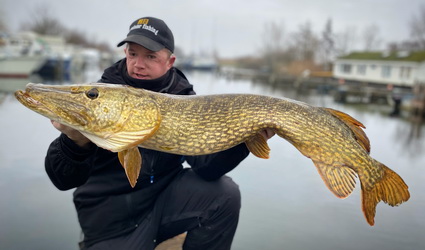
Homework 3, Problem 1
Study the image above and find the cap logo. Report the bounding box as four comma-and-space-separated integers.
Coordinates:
137, 18, 149, 25
130, 18, 159, 36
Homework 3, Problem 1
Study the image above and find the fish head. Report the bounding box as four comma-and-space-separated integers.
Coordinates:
15, 83, 161, 152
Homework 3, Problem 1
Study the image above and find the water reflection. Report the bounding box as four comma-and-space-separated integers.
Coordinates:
1, 71, 424, 250
397, 121, 424, 155
0, 76, 38, 94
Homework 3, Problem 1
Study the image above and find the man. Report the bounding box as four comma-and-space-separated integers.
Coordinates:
45, 17, 273, 250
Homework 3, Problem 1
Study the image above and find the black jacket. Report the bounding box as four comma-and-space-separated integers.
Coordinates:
45, 59, 249, 247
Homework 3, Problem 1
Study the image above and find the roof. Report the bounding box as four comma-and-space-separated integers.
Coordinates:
338, 51, 425, 62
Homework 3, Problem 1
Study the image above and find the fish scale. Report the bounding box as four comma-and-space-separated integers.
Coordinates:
15, 83, 409, 226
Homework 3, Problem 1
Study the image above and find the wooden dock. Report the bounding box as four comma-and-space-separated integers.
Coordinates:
332, 82, 404, 105
218, 68, 424, 122
411, 84, 425, 122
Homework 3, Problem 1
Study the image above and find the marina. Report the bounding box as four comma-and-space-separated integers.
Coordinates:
1, 21, 424, 250
1, 1, 424, 249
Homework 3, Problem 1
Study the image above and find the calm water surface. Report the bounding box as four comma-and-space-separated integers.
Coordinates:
0, 71, 424, 250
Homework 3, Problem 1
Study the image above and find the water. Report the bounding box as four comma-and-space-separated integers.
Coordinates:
1, 71, 424, 250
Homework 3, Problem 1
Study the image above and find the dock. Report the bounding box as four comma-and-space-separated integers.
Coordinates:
411, 84, 425, 122
218, 67, 424, 122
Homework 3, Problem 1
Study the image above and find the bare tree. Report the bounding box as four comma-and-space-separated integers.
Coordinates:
17, 3, 111, 51
20, 4, 65, 36
261, 21, 286, 73
386, 40, 422, 51
362, 24, 382, 51
290, 21, 320, 62
334, 26, 358, 56
320, 18, 335, 70
65, 29, 89, 46
388, 5, 425, 51
262, 21, 285, 54
409, 4, 425, 50
0, 7, 7, 31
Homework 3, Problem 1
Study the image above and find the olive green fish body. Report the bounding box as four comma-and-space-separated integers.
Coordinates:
144, 92, 381, 189
139, 93, 284, 154
14, 83, 409, 226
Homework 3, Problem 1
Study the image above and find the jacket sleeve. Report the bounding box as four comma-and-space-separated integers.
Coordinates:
45, 133, 97, 190
186, 143, 250, 181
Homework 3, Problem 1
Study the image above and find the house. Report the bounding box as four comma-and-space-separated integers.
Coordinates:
333, 51, 425, 87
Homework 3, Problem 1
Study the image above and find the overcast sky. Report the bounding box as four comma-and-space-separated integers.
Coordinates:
1, 0, 424, 58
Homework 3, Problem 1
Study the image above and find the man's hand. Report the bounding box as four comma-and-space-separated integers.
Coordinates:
259, 128, 275, 140
51, 120, 92, 149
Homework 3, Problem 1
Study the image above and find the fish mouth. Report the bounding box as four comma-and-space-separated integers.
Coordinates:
15, 89, 60, 122
15, 83, 78, 108
15, 90, 45, 108
14, 84, 88, 126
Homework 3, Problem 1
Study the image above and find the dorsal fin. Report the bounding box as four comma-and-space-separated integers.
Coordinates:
325, 108, 370, 153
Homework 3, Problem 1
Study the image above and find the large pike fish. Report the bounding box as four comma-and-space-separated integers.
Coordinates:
15, 83, 409, 225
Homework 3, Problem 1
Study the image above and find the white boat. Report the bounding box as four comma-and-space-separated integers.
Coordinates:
0, 55, 46, 78
0, 32, 47, 78
0, 31, 114, 84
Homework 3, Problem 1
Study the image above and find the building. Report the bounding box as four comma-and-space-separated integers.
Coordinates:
333, 51, 425, 87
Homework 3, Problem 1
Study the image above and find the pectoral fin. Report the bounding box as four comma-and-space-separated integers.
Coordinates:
118, 147, 142, 188
245, 133, 270, 159
82, 128, 158, 152
313, 161, 357, 198
80, 98, 161, 153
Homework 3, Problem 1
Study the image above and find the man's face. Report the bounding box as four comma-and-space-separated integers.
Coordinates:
124, 42, 175, 80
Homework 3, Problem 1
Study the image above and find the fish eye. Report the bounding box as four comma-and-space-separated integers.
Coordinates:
86, 88, 99, 99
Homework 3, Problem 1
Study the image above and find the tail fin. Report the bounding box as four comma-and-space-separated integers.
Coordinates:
361, 161, 410, 225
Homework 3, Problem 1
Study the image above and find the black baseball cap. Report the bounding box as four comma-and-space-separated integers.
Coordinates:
117, 17, 174, 53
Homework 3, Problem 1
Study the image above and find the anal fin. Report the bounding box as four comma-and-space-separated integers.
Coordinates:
313, 161, 357, 198
245, 133, 270, 159
118, 147, 142, 188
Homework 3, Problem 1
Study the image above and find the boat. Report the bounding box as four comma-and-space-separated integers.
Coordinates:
0, 31, 116, 87
0, 32, 47, 78
177, 55, 218, 71
0, 55, 46, 78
